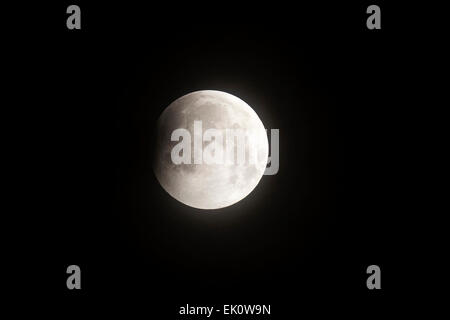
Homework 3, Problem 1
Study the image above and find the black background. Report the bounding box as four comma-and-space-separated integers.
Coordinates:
14, 1, 414, 318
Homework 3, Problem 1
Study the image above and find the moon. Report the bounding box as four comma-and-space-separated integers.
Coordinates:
153, 90, 268, 210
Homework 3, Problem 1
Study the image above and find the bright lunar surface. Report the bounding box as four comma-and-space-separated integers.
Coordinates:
153, 90, 268, 210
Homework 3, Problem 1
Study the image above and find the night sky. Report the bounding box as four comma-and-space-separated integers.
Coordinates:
10, 1, 418, 318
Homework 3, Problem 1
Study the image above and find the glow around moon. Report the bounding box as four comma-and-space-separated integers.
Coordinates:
153, 90, 268, 210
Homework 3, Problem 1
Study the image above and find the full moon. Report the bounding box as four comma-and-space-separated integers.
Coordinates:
153, 90, 268, 210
